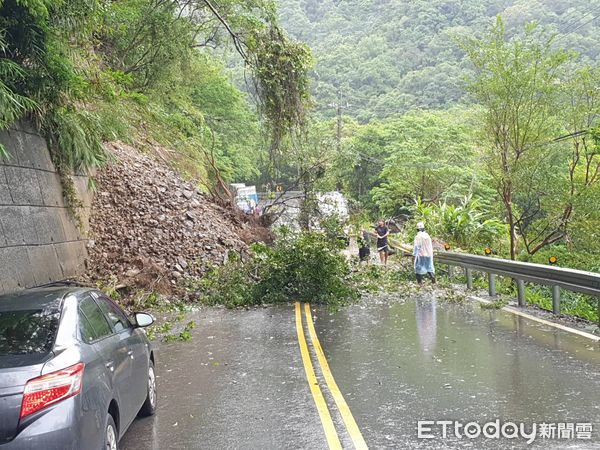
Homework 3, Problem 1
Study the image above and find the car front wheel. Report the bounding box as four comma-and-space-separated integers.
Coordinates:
138, 360, 157, 417
105, 414, 118, 450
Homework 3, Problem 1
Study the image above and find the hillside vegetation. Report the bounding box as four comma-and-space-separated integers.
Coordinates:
2, 1, 599, 321
280, 0, 600, 121
271, 1, 600, 260
0, 0, 311, 186
267, 1, 600, 321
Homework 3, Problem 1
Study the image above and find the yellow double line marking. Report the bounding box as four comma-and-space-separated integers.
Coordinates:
295, 302, 368, 450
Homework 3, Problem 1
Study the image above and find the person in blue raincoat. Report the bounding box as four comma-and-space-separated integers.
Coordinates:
413, 222, 435, 284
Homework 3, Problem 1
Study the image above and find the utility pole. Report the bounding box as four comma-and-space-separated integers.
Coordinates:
336, 87, 342, 154
329, 86, 348, 154
328, 86, 350, 191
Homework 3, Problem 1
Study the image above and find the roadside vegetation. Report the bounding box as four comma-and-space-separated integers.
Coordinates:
0, 0, 312, 203
2, 0, 600, 329
193, 226, 358, 309
447, 270, 599, 324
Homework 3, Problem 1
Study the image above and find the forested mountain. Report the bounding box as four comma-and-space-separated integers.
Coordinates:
279, 0, 600, 121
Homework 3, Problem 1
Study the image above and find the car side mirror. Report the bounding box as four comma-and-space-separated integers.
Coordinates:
134, 312, 154, 328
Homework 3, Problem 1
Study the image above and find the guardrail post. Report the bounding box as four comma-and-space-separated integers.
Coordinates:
516, 279, 525, 306
552, 286, 561, 315
447, 264, 454, 278
436, 252, 600, 318
488, 273, 496, 297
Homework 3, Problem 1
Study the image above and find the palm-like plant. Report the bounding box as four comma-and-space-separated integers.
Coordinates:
411, 196, 507, 250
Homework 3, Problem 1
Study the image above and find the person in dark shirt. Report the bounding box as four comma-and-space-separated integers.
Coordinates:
375, 220, 390, 266
358, 229, 371, 263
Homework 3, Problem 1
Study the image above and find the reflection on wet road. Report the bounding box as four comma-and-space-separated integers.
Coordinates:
121, 296, 600, 449
314, 296, 600, 448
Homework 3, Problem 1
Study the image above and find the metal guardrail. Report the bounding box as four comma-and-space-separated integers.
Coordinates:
436, 251, 600, 322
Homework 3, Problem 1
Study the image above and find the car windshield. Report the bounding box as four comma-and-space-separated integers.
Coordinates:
0, 309, 60, 355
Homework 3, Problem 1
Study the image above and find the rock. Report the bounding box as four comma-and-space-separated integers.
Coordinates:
84, 142, 270, 295
125, 268, 141, 278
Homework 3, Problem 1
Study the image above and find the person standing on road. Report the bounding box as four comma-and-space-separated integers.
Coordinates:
375, 220, 390, 266
413, 221, 435, 283
358, 229, 371, 263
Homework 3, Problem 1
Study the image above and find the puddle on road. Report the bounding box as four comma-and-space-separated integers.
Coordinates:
314, 295, 600, 449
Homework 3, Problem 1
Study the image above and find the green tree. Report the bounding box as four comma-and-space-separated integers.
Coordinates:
517, 66, 600, 255
371, 109, 480, 217
460, 18, 571, 259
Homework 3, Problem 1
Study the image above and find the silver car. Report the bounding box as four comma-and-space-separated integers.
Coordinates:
0, 285, 157, 450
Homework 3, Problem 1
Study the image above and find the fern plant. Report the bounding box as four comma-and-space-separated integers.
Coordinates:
0, 36, 37, 159
44, 106, 108, 173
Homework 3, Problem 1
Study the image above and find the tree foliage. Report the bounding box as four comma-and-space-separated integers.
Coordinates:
321, 108, 488, 219
0, 0, 312, 182
196, 229, 357, 307
279, 0, 600, 122
460, 18, 571, 259
248, 25, 312, 160
371, 109, 480, 216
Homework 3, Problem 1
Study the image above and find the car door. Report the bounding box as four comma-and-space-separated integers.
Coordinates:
77, 302, 115, 449
78, 295, 135, 428
93, 295, 148, 423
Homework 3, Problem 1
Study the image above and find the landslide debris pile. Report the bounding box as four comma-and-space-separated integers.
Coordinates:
85, 143, 262, 293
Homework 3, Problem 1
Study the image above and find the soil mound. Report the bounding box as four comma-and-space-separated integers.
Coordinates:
85, 142, 268, 293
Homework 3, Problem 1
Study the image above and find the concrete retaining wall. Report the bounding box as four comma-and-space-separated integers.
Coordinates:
0, 121, 90, 295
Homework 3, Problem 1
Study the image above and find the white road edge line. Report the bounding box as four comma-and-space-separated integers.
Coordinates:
468, 295, 600, 342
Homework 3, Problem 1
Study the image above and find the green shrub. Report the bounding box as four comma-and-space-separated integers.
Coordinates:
410, 196, 508, 252
44, 106, 108, 173
195, 230, 358, 308
254, 229, 356, 305
195, 253, 255, 308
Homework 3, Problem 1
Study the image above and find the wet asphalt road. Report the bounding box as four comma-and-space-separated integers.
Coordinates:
120, 294, 600, 450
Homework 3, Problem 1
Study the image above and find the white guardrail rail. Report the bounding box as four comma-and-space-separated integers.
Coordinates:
435, 251, 600, 324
